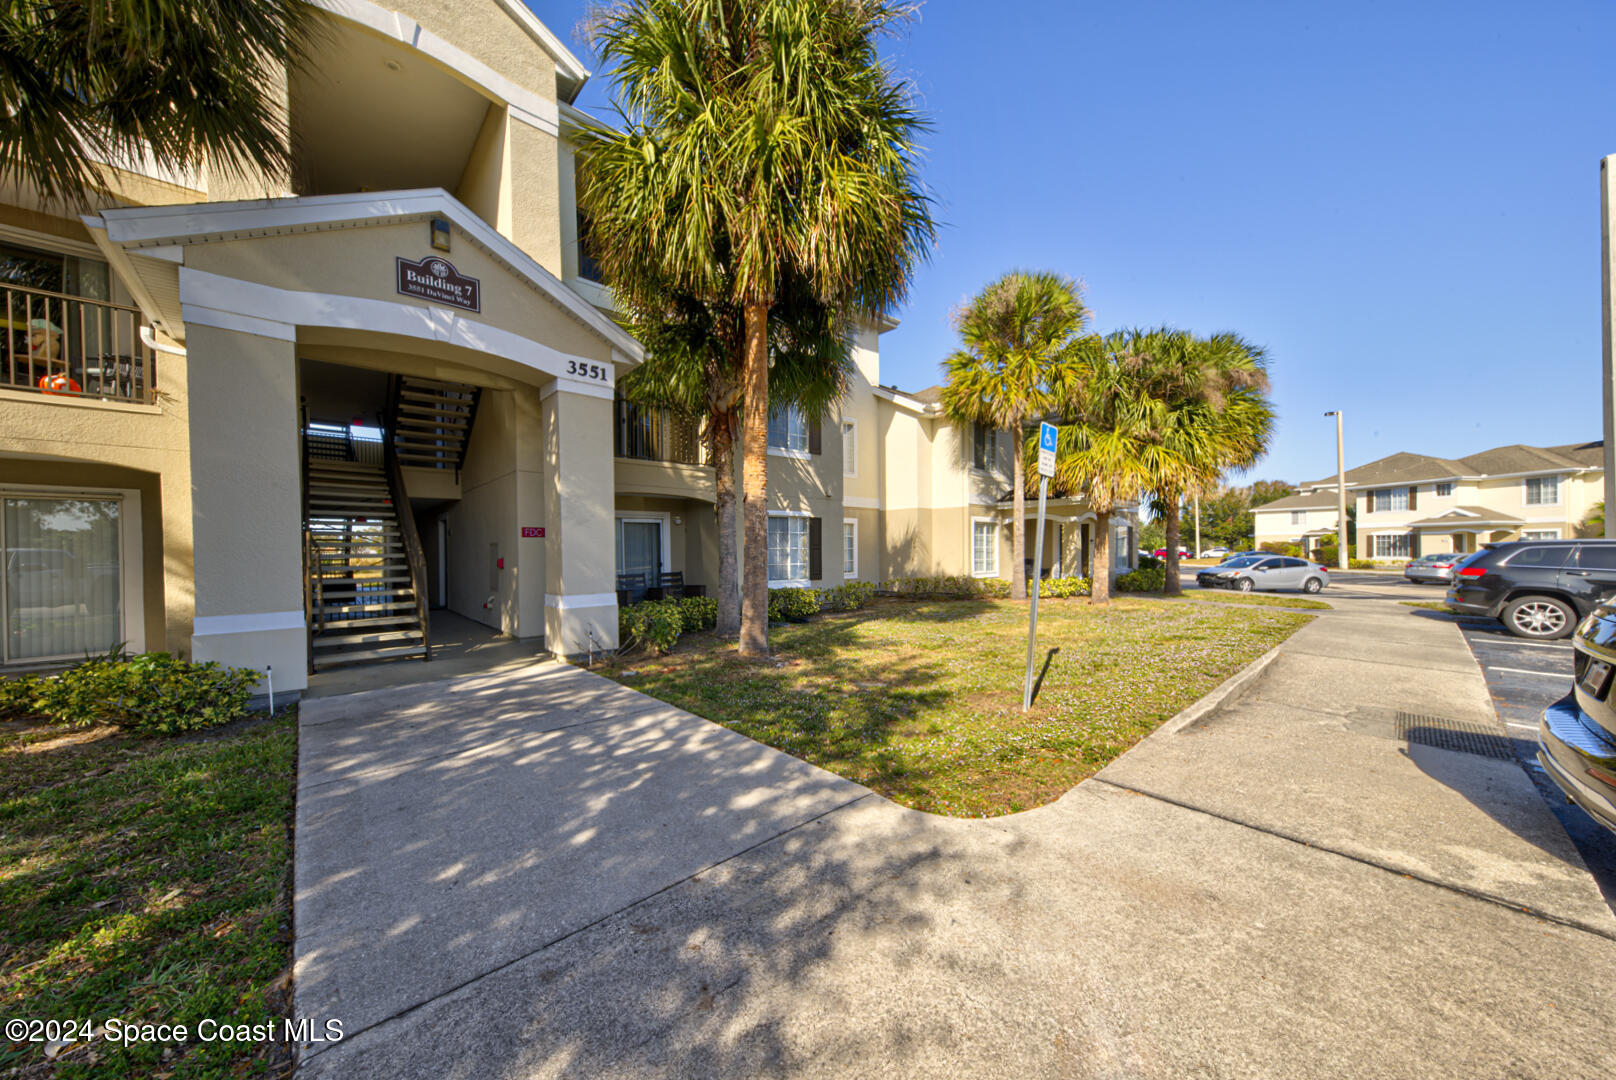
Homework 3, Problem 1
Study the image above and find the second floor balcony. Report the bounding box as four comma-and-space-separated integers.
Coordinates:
3, 283, 156, 405
615, 398, 707, 467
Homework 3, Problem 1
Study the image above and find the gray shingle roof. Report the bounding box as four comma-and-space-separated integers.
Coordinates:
1405, 506, 1524, 528
1303, 440, 1603, 489
1252, 489, 1340, 512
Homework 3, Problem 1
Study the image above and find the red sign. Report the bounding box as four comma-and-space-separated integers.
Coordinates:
522, 526, 545, 538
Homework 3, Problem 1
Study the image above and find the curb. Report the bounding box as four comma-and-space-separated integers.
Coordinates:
1154, 641, 1286, 739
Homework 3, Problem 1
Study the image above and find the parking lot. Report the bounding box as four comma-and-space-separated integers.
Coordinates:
1387, 574, 1616, 914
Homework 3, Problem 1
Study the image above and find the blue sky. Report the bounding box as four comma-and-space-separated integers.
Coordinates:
526, 0, 1614, 486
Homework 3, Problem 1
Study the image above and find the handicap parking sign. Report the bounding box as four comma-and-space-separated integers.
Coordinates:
1038, 422, 1057, 477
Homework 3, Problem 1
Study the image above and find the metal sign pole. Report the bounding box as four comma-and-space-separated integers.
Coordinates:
1025, 422, 1058, 711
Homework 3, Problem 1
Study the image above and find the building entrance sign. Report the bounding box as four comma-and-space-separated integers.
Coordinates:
397, 255, 481, 313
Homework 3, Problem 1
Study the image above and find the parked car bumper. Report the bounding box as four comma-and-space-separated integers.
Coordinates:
1404, 568, 1453, 584
1196, 573, 1234, 589
1444, 584, 1496, 617
1539, 693, 1616, 835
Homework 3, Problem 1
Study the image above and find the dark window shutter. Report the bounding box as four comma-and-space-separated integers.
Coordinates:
973, 424, 986, 469
808, 517, 823, 580
1408, 486, 1417, 511
808, 418, 821, 455
1366, 490, 1376, 513
1410, 532, 1421, 558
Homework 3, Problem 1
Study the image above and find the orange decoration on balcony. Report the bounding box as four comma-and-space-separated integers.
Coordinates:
38, 372, 81, 395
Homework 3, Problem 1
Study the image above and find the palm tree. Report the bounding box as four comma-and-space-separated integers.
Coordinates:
1046, 329, 1198, 604
940, 271, 1089, 600
1151, 332, 1274, 594
577, 0, 934, 657
619, 276, 851, 638
0, 0, 314, 201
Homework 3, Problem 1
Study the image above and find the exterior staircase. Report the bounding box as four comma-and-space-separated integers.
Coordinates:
303, 427, 429, 670
393, 376, 479, 471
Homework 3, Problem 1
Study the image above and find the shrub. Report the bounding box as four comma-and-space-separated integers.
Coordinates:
1037, 576, 1091, 598
1117, 566, 1166, 592
880, 575, 1012, 600
768, 587, 821, 622
1, 652, 260, 735
820, 581, 876, 612
1259, 541, 1303, 557
619, 599, 684, 655
1137, 554, 1164, 570
1315, 544, 1339, 566
1349, 558, 1375, 570
675, 594, 718, 633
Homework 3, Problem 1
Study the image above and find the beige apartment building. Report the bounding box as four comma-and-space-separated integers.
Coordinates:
0, 0, 1133, 696
1253, 441, 1603, 560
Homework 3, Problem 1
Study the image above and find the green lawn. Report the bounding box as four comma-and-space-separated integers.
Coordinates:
0, 716, 296, 1078
1183, 589, 1332, 610
607, 597, 1311, 816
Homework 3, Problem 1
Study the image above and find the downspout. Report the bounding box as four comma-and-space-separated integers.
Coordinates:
140, 326, 187, 357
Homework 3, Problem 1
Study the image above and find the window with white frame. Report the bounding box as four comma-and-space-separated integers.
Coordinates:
2, 494, 123, 662
1377, 488, 1409, 511
767, 407, 809, 454
972, 424, 998, 471
1521, 529, 1561, 540
842, 519, 858, 577
1435, 482, 1453, 497
1290, 510, 1305, 525
842, 420, 857, 477
972, 519, 999, 576
1373, 534, 1412, 558
767, 515, 810, 583
1524, 476, 1560, 506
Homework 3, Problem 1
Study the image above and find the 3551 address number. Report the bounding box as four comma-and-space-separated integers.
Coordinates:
567, 360, 610, 382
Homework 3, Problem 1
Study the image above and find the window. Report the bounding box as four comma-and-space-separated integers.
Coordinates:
1506, 544, 1572, 568
972, 424, 998, 471
1290, 510, 1305, 525
1373, 534, 1412, 558
1575, 545, 1616, 570
1376, 488, 1409, 512
1435, 482, 1453, 497
972, 519, 999, 576
767, 407, 809, 455
1521, 529, 1561, 541
842, 519, 858, 577
3, 495, 122, 662
842, 420, 857, 477
1524, 476, 1560, 506
1281, 558, 1310, 568
768, 516, 810, 583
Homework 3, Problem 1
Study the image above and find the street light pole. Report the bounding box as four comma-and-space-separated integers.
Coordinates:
1194, 492, 1201, 558
1325, 410, 1347, 569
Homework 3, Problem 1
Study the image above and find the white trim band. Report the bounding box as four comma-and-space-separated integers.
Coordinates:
193, 610, 306, 636
545, 592, 618, 610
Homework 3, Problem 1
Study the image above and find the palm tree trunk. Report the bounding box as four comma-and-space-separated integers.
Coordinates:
1010, 420, 1026, 600
1163, 493, 1182, 595
1090, 510, 1111, 604
712, 409, 741, 637
738, 301, 771, 657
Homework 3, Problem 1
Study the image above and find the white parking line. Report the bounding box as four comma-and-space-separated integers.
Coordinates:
1505, 721, 1539, 732
1484, 666, 1571, 678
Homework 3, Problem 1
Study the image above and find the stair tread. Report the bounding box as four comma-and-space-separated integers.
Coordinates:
313, 630, 424, 648
316, 615, 421, 629
314, 644, 428, 668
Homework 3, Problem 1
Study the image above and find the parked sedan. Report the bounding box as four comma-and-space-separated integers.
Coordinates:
1538, 604, 1616, 834
1403, 551, 1466, 585
1152, 547, 1191, 559
1196, 554, 1329, 594
1446, 539, 1616, 639
1199, 546, 1230, 559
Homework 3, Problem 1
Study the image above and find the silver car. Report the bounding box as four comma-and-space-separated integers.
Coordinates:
1195, 555, 1330, 594
1403, 551, 1466, 584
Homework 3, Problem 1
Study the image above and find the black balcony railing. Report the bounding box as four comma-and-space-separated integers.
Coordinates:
614, 398, 705, 465
3, 283, 156, 404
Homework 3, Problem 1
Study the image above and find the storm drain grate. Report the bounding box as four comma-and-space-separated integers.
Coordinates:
1395, 711, 1517, 761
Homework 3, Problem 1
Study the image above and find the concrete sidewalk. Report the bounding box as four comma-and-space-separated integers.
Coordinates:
294, 587, 1616, 1079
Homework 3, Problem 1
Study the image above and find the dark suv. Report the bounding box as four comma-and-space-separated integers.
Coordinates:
1445, 539, 1616, 639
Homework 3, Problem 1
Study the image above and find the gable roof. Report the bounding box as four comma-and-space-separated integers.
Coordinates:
1303, 440, 1603, 489
1252, 489, 1340, 513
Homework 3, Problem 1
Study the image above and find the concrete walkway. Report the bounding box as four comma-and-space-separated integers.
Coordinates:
294, 585, 1616, 1079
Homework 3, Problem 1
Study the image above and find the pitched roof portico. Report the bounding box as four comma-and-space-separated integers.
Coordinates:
78, 189, 638, 689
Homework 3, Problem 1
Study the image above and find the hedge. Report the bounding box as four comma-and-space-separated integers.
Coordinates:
0, 650, 261, 735
616, 583, 878, 656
